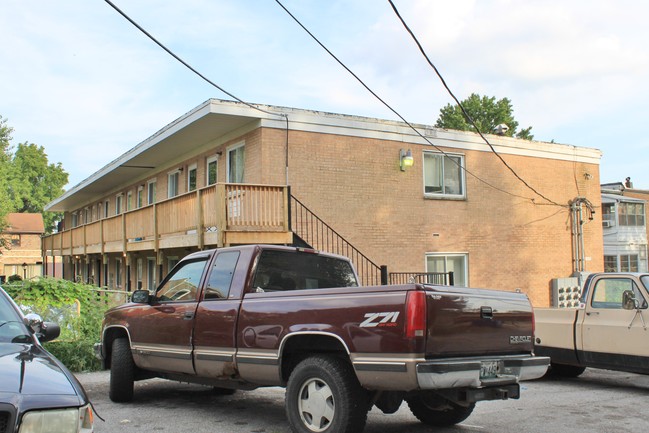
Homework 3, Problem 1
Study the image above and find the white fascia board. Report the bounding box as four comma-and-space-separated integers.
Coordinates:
259, 110, 602, 165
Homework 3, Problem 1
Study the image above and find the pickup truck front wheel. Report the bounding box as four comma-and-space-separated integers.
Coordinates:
407, 392, 475, 427
286, 355, 368, 433
109, 337, 135, 402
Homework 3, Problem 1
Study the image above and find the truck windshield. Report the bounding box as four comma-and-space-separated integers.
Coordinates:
253, 250, 358, 291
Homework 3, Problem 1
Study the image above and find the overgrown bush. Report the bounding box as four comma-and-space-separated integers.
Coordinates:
3, 277, 122, 372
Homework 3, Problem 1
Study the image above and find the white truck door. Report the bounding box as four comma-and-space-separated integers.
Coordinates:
580, 276, 648, 370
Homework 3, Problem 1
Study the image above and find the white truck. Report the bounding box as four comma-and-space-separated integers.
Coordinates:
535, 272, 649, 377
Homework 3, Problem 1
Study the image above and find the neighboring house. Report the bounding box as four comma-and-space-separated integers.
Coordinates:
601, 181, 648, 272
0, 213, 44, 282
43, 99, 603, 307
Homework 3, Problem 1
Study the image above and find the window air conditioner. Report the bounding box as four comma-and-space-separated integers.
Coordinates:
602, 220, 613, 228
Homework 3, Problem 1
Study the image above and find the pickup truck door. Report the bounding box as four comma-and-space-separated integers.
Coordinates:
127, 257, 209, 375
193, 250, 242, 379
579, 276, 649, 370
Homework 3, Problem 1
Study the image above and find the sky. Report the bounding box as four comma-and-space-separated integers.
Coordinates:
1, 0, 648, 191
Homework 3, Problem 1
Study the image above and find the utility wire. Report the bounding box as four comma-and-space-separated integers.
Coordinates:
387, 0, 565, 208
103, 0, 286, 121
273, 0, 538, 203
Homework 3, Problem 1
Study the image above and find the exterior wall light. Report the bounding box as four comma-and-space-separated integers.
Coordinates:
400, 149, 414, 171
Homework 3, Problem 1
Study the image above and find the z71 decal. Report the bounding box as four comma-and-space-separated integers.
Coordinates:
360, 311, 400, 328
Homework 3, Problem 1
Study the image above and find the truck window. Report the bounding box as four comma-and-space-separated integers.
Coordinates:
252, 250, 358, 292
204, 251, 240, 299
156, 258, 208, 302
591, 278, 648, 309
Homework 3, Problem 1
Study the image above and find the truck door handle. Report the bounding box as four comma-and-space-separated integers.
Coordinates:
586, 312, 599, 316
183, 312, 195, 320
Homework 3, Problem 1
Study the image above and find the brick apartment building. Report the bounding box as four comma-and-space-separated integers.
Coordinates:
1, 213, 44, 282
43, 99, 604, 307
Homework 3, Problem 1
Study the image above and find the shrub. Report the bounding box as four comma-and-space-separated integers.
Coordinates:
4, 277, 122, 372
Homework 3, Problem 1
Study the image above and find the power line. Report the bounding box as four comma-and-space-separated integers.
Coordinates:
102, 0, 285, 121
273, 0, 537, 203
387, 0, 565, 207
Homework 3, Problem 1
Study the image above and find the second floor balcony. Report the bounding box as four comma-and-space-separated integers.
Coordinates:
42, 183, 292, 257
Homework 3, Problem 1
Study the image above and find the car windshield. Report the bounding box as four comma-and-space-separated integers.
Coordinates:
0, 291, 31, 343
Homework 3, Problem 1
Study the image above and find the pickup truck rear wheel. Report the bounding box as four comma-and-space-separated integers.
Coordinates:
286, 355, 368, 433
407, 392, 475, 427
109, 337, 135, 402
550, 363, 586, 378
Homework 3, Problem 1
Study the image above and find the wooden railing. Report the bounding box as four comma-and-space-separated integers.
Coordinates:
43, 183, 290, 256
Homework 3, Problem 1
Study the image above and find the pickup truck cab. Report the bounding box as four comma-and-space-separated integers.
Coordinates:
97, 245, 548, 433
535, 272, 649, 377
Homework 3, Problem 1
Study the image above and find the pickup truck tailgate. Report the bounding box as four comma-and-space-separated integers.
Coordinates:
423, 285, 535, 357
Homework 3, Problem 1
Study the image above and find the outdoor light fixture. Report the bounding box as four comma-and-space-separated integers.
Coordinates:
400, 149, 414, 171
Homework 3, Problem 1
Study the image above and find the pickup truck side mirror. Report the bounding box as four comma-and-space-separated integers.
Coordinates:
622, 290, 639, 310
131, 289, 151, 304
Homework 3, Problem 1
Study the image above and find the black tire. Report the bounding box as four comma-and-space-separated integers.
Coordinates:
109, 337, 135, 402
407, 392, 475, 427
285, 355, 369, 433
550, 363, 586, 378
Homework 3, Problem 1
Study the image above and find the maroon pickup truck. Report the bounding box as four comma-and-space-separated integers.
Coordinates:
96, 245, 548, 433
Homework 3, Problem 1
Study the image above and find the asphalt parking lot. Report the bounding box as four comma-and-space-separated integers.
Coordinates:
78, 368, 648, 433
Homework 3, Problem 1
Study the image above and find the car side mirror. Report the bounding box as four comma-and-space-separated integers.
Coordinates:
39, 322, 61, 342
131, 289, 151, 304
622, 290, 638, 310
24, 314, 61, 342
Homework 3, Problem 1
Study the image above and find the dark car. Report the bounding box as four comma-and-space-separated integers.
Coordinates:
0, 287, 94, 433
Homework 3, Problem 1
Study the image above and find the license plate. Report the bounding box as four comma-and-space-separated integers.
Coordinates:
480, 361, 500, 379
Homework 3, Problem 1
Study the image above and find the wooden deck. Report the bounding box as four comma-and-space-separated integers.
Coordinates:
42, 183, 293, 257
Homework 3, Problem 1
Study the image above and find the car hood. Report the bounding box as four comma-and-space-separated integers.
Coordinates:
0, 343, 81, 400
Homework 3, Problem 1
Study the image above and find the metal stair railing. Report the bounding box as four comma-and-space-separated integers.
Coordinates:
290, 195, 384, 286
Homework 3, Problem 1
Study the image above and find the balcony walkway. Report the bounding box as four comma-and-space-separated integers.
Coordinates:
42, 183, 292, 257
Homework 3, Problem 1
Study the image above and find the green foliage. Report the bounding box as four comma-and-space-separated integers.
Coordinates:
0, 115, 68, 235
5, 277, 118, 372
435, 93, 534, 140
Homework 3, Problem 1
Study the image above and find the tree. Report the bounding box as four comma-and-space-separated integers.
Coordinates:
435, 93, 534, 140
0, 116, 68, 235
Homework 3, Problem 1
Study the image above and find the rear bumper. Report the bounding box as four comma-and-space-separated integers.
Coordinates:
416, 355, 550, 389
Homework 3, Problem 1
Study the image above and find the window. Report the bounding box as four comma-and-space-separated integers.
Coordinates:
104, 201, 110, 218
168, 170, 180, 198
71, 212, 78, 228
204, 251, 240, 299
206, 156, 218, 185
423, 152, 465, 198
147, 258, 157, 291
156, 258, 208, 302
10, 234, 20, 247
97, 203, 102, 220
591, 278, 647, 309
620, 254, 639, 272
618, 202, 645, 227
602, 203, 615, 227
604, 255, 618, 272
126, 191, 133, 211
115, 194, 123, 215
137, 186, 144, 208
115, 258, 122, 288
103, 260, 109, 287
84, 208, 90, 224
147, 180, 157, 205
227, 144, 245, 183
426, 253, 468, 287
187, 164, 197, 192
136, 258, 143, 290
